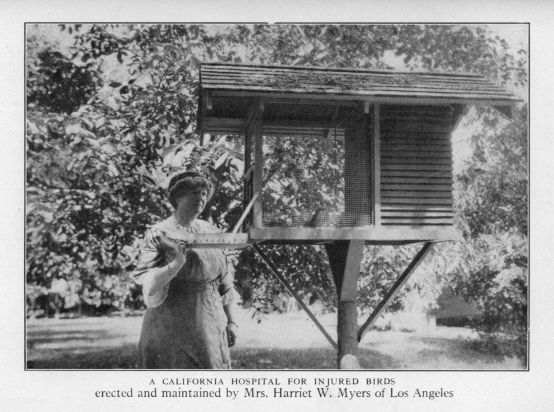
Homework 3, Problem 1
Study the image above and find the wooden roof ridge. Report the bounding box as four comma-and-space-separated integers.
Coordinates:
199, 62, 519, 103
200, 61, 485, 79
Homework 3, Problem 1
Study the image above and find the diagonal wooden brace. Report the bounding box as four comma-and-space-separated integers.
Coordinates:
357, 242, 434, 342
232, 192, 259, 234
252, 243, 338, 350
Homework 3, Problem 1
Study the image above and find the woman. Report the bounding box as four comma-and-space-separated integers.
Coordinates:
133, 171, 238, 369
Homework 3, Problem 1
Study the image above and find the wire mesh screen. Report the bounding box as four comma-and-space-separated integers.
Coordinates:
261, 109, 372, 227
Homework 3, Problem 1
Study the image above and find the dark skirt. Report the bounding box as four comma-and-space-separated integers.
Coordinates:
138, 276, 230, 369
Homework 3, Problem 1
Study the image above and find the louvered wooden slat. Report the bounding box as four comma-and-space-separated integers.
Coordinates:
382, 170, 453, 178
383, 139, 451, 147
383, 130, 453, 138
381, 164, 452, 172
382, 146, 451, 153
382, 206, 453, 213
381, 220, 453, 226
382, 106, 457, 113
382, 153, 452, 161
382, 109, 458, 116
381, 184, 452, 192
382, 160, 452, 166
382, 213, 453, 220
382, 178, 452, 186
382, 213, 453, 219
381, 154, 451, 163
382, 198, 453, 206
382, 121, 455, 130
382, 192, 452, 199
382, 152, 452, 159
381, 124, 454, 133
381, 115, 457, 122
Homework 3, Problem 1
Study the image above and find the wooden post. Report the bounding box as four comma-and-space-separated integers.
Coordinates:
373, 103, 381, 226
243, 115, 254, 231
199, 91, 208, 146
252, 99, 264, 229
244, 99, 264, 230
326, 240, 364, 368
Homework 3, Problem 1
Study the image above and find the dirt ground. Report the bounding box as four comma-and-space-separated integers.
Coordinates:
26, 307, 524, 370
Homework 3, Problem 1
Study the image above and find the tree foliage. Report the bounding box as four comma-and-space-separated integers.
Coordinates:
447, 102, 528, 361
457, 105, 528, 236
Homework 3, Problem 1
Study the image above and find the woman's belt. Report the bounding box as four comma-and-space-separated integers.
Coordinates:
179, 275, 221, 292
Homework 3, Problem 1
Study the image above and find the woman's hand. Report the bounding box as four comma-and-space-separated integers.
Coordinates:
158, 231, 187, 267
226, 322, 238, 347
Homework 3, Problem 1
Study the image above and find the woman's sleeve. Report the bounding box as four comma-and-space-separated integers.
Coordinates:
132, 226, 170, 308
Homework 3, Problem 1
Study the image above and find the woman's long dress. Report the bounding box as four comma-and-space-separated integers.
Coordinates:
133, 217, 237, 369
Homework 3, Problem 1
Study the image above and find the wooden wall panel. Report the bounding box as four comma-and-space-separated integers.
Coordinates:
380, 105, 455, 227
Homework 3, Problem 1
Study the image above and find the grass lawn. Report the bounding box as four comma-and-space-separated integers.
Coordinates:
26, 307, 524, 370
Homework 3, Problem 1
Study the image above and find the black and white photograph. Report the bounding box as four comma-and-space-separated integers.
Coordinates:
2, 1, 553, 409
24, 22, 528, 371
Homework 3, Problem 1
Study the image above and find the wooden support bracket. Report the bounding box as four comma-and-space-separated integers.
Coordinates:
252, 243, 338, 350
450, 104, 468, 130
339, 240, 364, 302
326, 240, 364, 301
357, 242, 434, 342
340, 240, 364, 301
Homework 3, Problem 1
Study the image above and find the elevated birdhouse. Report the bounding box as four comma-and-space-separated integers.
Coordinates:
197, 62, 518, 245
196, 62, 520, 367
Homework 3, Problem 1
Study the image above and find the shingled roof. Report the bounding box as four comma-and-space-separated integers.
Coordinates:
199, 62, 518, 104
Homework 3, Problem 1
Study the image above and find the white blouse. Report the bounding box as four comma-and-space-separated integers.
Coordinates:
133, 216, 239, 308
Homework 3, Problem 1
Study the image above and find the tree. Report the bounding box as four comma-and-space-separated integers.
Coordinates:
444, 101, 528, 362
457, 105, 528, 236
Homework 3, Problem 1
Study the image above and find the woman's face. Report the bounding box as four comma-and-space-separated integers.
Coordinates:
175, 186, 209, 217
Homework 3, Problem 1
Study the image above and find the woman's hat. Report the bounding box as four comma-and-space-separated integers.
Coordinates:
167, 171, 215, 207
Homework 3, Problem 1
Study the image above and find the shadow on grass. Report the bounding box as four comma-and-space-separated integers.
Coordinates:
417, 337, 507, 364
27, 329, 126, 349
27, 345, 397, 370
231, 347, 398, 369
27, 344, 139, 369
